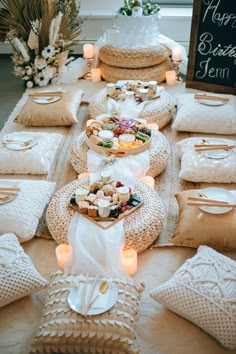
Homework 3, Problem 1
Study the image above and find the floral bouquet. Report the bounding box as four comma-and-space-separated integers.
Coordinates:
119, 0, 160, 16
0, 0, 83, 87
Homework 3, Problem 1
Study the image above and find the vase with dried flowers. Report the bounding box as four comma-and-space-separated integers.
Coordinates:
0, 0, 83, 87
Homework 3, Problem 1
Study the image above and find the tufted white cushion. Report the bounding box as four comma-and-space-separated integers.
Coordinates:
173, 94, 236, 134
30, 272, 144, 354
0, 132, 63, 175
150, 246, 236, 350
177, 137, 236, 183
0, 180, 55, 242
0, 233, 47, 308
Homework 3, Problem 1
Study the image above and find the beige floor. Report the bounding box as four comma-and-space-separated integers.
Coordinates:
0, 77, 235, 354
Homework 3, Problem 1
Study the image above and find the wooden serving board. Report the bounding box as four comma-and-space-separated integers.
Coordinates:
70, 201, 144, 230
85, 135, 151, 156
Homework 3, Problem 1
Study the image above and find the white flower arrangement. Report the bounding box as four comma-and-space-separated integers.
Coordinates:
0, 0, 83, 87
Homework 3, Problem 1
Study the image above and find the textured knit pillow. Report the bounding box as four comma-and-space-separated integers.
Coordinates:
177, 137, 236, 183
0, 180, 55, 242
0, 233, 47, 308
172, 94, 236, 134
30, 272, 145, 354
14, 88, 84, 126
0, 132, 63, 175
150, 246, 236, 350
169, 190, 236, 251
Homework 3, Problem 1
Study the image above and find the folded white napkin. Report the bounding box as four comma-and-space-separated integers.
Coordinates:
87, 149, 149, 188
65, 213, 129, 278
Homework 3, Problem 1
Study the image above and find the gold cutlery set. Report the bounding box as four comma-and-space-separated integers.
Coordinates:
187, 196, 236, 209
194, 144, 235, 153
0, 187, 21, 201
194, 94, 229, 102
74, 277, 109, 316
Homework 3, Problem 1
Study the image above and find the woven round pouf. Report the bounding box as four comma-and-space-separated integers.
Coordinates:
99, 59, 172, 84
88, 87, 176, 129
46, 179, 165, 253
70, 129, 170, 177
99, 44, 171, 68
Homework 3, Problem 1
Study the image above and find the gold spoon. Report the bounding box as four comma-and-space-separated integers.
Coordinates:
84, 281, 109, 314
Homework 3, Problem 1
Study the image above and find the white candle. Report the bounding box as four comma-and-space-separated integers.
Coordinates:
78, 172, 90, 180
55, 244, 72, 270
140, 176, 155, 189
91, 68, 102, 82
172, 46, 182, 61
166, 70, 176, 86
83, 44, 94, 59
121, 249, 137, 276
147, 123, 159, 131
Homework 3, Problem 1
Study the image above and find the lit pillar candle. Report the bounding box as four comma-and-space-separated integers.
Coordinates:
83, 44, 94, 59
55, 244, 72, 270
166, 70, 176, 86
91, 68, 102, 82
140, 176, 155, 189
172, 46, 182, 61
121, 249, 137, 276
78, 172, 90, 180
147, 123, 159, 131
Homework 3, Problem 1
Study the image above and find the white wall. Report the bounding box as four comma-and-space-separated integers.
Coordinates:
0, 1, 192, 54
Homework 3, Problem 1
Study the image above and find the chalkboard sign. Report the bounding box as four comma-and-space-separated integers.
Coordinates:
186, 0, 236, 95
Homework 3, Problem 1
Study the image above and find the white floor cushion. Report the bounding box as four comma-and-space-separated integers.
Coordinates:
177, 137, 236, 183
150, 246, 236, 350
172, 94, 236, 134
0, 180, 55, 242
0, 233, 47, 308
0, 132, 63, 174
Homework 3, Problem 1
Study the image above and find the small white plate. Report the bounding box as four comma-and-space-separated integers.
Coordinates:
2, 132, 38, 151
199, 99, 227, 106
68, 280, 118, 316
200, 138, 233, 159
0, 180, 19, 205
199, 187, 235, 214
32, 89, 61, 105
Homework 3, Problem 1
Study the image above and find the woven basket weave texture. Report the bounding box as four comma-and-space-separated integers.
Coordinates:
70, 130, 170, 177
88, 87, 176, 129
99, 59, 172, 84
99, 45, 171, 68
46, 178, 165, 253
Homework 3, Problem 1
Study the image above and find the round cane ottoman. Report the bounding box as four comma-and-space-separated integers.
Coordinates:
70, 129, 170, 177
99, 59, 172, 84
46, 179, 165, 253
99, 44, 171, 69
88, 87, 176, 129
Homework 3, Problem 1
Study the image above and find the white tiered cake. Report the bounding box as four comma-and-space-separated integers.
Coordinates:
105, 13, 160, 49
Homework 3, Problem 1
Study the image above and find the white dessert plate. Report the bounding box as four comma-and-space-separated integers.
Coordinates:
200, 138, 234, 159
32, 89, 61, 104
68, 280, 118, 316
199, 187, 235, 214
0, 180, 19, 205
199, 99, 227, 106
2, 132, 38, 151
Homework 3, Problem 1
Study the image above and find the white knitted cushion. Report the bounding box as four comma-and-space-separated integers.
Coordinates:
0, 132, 63, 175
177, 137, 236, 183
0, 233, 47, 308
172, 94, 236, 134
150, 246, 236, 350
0, 180, 55, 242
30, 272, 145, 354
